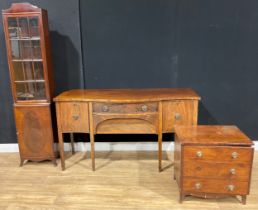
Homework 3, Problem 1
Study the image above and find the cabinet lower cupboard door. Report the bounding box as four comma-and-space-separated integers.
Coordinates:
14, 105, 55, 163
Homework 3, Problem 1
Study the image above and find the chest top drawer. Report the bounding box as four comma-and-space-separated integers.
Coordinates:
183, 146, 253, 163
93, 102, 158, 114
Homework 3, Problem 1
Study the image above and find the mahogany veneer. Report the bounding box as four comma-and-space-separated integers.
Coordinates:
54, 88, 200, 171
174, 125, 254, 204
2, 3, 56, 165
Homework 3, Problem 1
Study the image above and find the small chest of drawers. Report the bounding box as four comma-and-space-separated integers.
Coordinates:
174, 125, 254, 204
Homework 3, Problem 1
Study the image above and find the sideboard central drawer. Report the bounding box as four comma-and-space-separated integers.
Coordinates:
93, 102, 158, 114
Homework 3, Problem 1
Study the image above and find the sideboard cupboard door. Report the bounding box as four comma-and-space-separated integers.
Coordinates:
14, 105, 55, 162
56, 102, 89, 133
162, 100, 198, 132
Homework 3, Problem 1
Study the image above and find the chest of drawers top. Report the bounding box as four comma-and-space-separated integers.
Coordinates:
175, 125, 253, 147
54, 88, 200, 102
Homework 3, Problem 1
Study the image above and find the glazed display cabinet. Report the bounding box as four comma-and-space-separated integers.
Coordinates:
2, 3, 56, 165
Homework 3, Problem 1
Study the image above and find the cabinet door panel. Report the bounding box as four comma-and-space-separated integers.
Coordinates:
162, 100, 198, 132
14, 105, 55, 159
57, 102, 89, 133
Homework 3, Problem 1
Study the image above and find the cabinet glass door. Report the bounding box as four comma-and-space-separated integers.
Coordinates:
7, 16, 46, 101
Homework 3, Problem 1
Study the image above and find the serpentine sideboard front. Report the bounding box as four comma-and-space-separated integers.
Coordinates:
54, 88, 200, 171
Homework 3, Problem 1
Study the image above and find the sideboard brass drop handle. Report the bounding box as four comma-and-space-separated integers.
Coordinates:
102, 105, 109, 112
141, 105, 148, 112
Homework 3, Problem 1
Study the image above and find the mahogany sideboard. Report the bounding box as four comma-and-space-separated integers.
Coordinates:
54, 88, 200, 171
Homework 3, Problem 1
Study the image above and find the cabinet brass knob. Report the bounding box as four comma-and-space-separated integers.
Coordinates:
196, 151, 203, 158
175, 112, 181, 120
230, 168, 236, 175
102, 105, 109, 112
227, 185, 235, 191
141, 105, 148, 112
72, 115, 79, 121
195, 182, 202, 190
231, 152, 238, 159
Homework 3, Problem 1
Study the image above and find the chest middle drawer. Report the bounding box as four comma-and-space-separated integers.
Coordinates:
183, 146, 253, 163
93, 102, 158, 114
183, 161, 251, 181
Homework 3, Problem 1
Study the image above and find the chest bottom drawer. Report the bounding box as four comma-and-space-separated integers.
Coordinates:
183, 178, 249, 195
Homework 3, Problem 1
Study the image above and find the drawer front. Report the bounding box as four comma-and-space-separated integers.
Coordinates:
184, 161, 251, 181
183, 146, 253, 163
93, 102, 158, 114
57, 102, 89, 132
93, 113, 159, 134
183, 178, 249, 195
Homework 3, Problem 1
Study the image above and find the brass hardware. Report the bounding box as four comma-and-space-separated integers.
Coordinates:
196, 166, 202, 171
141, 105, 148, 112
102, 105, 109, 112
196, 151, 203, 158
230, 168, 236, 175
232, 152, 238, 159
227, 185, 235, 191
175, 112, 181, 120
72, 115, 79, 120
195, 182, 202, 190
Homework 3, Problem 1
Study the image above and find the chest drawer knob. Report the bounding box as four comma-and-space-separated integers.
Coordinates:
196, 151, 203, 158
175, 112, 181, 120
227, 185, 235, 191
141, 105, 148, 112
72, 115, 79, 120
195, 182, 202, 190
231, 152, 238, 159
230, 168, 236, 175
102, 105, 109, 112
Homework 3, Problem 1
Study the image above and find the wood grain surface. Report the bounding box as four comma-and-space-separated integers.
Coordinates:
54, 88, 200, 102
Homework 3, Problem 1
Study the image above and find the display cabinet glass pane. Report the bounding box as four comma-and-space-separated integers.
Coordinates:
8, 17, 18, 38
23, 62, 34, 80
29, 17, 39, 38
10, 40, 20, 59
16, 83, 30, 100
18, 17, 29, 38
32, 40, 41, 59
34, 82, 46, 99
11, 40, 32, 60
15, 81, 46, 100
13, 61, 45, 82
34, 62, 44, 80
13, 62, 24, 81
21, 40, 33, 59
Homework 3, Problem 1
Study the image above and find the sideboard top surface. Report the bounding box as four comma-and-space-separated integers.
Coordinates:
175, 125, 253, 146
54, 88, 200, 102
